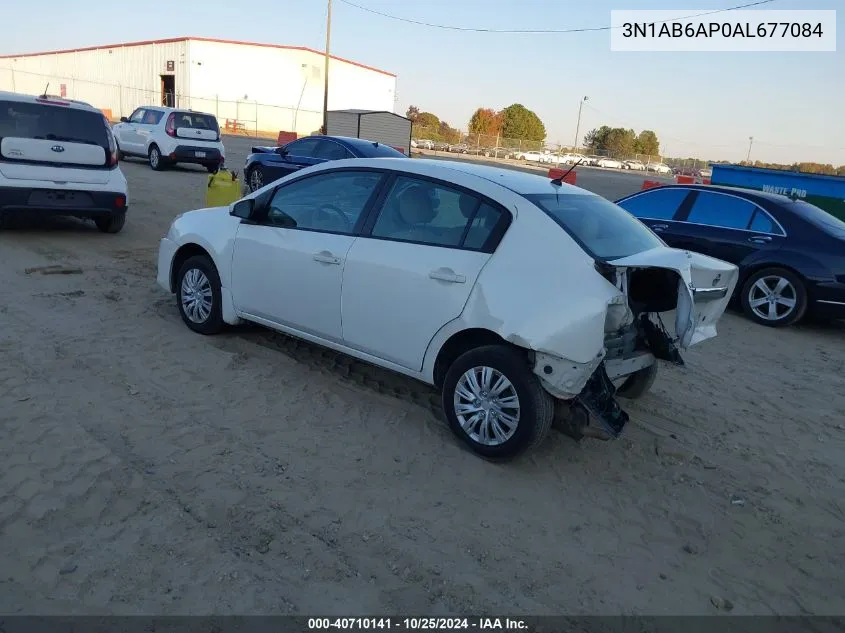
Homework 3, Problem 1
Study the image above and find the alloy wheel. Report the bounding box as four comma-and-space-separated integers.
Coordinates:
747, 275, 797, 322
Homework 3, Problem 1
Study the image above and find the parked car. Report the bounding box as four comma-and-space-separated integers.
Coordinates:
586, 155, 604, 166
518, 151, 546, 162
0, 90, 128, 233
597, 157, 624, 169
560, 153, 589, 165
624, 160, 646, 171
448, 144, 469, 154
113, 106, 224, 173
415, 139, 433, 150
433, 141, 450, 151
646, 162, 673, 175
616, 184, 845, 327
158, 158, 737, 459
243, 135, 406, 193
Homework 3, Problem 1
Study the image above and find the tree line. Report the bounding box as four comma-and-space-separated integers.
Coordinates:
583, 126, 661, 158
407, 104, 547, 143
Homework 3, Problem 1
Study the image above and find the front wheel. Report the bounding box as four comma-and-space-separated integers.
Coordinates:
176, 255, 224, 335
616, 362, 658, 400
442, 345, 554, 460
248, 166, 265, 192
740, 267, 807, 327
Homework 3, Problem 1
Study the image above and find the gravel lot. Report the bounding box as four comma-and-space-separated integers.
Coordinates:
1, 136, 844, 617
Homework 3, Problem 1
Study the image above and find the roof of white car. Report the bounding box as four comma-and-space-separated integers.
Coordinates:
341, 157, 586, 196
136, 105, 217, 117
0, 90, 99, 112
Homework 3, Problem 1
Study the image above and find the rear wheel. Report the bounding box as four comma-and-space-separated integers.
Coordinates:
741, 267, 807, 327
442, 345, 554, 461
94, 212, 126, 234
149, 145, 165, 171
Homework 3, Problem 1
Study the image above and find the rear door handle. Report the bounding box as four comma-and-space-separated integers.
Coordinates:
313, 251, 341, 265
429, 268, 466, 284
748, 235, 772, 243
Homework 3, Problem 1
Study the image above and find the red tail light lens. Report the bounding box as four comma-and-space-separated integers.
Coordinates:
165, 113, 177, 137
114, 195, 126, 209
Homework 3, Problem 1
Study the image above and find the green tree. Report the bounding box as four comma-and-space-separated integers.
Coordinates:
500, 104, 546, 142
635, 130, 660, 156
584, 126, 612, 152
405, 105, 420, 122
468, 107, 503, 136
438, 121, 461, 143
415, 111, 440, 129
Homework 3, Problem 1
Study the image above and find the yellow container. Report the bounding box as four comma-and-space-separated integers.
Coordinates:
206, 168, 242, 208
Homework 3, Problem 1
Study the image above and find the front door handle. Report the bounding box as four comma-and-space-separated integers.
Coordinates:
429, 268, 466, 284
313, 251, 341, 265
748, 235, 772, 243
651, 223, 669, 232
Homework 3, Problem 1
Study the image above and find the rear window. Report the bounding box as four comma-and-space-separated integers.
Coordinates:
173, 112, 218, 131
0, 100, 109, 147
525, 192, 665, 261
347, 141, 406, 158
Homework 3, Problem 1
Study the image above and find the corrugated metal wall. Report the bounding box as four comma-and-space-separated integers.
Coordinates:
326, 111, 360, 138
0, 41, 189, 119
359, 113, 411, 154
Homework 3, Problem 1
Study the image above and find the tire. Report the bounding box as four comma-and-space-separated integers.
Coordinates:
248, 166, 265, 192
616, 362, 658, 400
206, 164, 218, 173
175, 255, 225, 335
116, 142, 125, 161
442, 344, 554, 460
740, 267, 807, 327
94, 212, 126, 234
149, 144, 165, 171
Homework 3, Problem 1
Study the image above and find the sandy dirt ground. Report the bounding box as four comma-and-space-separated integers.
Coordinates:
1, 141, 844, 617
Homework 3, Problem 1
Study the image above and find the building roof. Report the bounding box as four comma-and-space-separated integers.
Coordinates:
329, 109, 410, 121
0, 37, 396, 78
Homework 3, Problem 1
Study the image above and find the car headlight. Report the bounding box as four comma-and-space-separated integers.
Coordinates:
165, 216, 182, 240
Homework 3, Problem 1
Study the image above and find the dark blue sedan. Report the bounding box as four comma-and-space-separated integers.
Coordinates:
616, 184, 845, 327
243, 135, 407, 193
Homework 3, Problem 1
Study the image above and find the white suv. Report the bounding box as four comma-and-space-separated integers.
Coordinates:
0, 90, 129, 233
113, 107, 225, 172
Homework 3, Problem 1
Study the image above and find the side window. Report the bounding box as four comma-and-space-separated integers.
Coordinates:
314, 140, 353, 161
128, 109, 145, 124
285, 138, 321, 157
142, 109, 163, 125
617, 189, 690, 220
266, 170, 382, 234
371, 176, 502, 250
749, 209, 779, 234
685, 192, 757, 230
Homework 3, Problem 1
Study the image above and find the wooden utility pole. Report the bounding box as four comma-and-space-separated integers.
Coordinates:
322, 0, 332, 134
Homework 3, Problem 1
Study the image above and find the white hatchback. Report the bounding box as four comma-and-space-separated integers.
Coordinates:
157, 159, 738, 460
0, 90, 128, 233
112, 107, 225, 172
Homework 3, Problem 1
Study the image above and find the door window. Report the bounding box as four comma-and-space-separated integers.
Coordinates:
685, 192, 757, 230
266, 170, 382, 234
616, 188, 690, 220
142, 110, 164, 125
284, 137, 322, 157
128, 109, 146, 124
314, 140, 353, 160
370, 176, 504, 250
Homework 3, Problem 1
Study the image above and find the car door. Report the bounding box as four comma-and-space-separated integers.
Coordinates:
230, 169, 386, 342
669, 190, 786, 265
313, 138, 354, 163
117, 108, 146, 154
341, 174, 511, 371
263, 137, 324, 183
615, 187, 695, 245
135, 108, 164, 151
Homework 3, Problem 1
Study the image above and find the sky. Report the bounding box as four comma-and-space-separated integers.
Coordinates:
1, 0, 842, 164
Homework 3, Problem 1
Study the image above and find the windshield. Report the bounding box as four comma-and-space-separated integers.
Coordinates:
0, 100, 109, 147
525, 192, 665, 260
790, 199, 845, 237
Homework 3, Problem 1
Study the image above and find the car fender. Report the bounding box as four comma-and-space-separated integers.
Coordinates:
739, 248, 836, 285
166, 207, 242, 289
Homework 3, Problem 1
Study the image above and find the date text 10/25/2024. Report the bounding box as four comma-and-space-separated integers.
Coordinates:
307, 618, 528, 631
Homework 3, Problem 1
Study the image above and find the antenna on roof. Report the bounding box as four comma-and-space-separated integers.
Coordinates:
41, 82, 50, 97
551, 157, 582, 186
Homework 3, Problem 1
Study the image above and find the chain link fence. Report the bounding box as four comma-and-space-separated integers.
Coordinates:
0, 67, 322, 139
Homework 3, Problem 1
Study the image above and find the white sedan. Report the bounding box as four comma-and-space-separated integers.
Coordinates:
157, 158, 738, 460
646, 162, 673, 175
596, 157, 624, 169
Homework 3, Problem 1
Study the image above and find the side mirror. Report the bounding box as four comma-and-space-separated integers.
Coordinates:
120, 116, 129, 123
274, 147, 288, 156
231, 198, 255, 220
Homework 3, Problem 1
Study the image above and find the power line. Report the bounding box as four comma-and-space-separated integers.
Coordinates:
338, 0, 777, 34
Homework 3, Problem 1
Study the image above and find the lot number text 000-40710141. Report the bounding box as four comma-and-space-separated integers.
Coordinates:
610, 9, 837, 52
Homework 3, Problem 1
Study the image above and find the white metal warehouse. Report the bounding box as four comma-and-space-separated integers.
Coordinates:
0, 37, 397, 137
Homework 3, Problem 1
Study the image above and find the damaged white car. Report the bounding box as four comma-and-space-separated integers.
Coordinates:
156, 158, 738, 460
